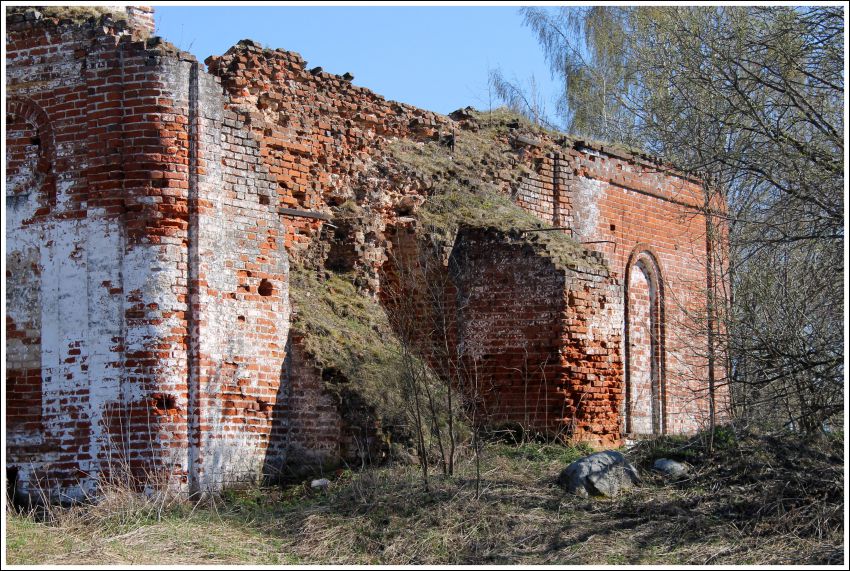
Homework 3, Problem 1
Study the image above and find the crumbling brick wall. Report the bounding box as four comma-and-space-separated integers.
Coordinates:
5, 6, 726, 499
205, 41, 451, 287
5, 7, 288, 499
449, 228, 623, 445
6, 7, 193, 501
504, 138, 726, 436
381, 219, 624, 446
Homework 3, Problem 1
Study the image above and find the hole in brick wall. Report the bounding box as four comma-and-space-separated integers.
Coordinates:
610, 224, 616, 232
152, 393, 177, 414
259, 194, 270, 205
258, 279, 274, 297
7, 467, 21, 508
322, 367, 346, 383
237, 315, 246, 322
29, 136, 40, 147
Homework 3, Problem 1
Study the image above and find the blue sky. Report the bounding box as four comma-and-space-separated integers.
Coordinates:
154, 4, 561, 121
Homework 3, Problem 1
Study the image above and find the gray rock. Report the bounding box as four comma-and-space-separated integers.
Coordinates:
558, 451, 640, 498
310, 478, 330, 490
653, 458, 689, 478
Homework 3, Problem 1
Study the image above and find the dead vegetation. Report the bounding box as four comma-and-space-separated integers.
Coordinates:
287, 264, 456, 468
288, 265, 409, 424
628, 426, 845, 553
6, 426, 843, 565
386, 107, 608, 274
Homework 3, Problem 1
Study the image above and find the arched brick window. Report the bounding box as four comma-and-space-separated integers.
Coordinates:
624, 247, 666, 436
6, 96, 56, 208
6, 97, 54, 438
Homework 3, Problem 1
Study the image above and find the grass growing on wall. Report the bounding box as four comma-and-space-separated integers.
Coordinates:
386, 107, 608, 275
287, 265, 460, 463
387, 108, 537, 200
287, 266, 409, 426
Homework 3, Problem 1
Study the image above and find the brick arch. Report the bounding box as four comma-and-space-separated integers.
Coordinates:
623, 245, 667, 436
6, 96, 57, 207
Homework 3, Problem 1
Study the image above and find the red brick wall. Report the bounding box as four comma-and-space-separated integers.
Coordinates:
5, 8, 727, 500
569, 152, 721, 435
558, 264, 626, 446
513, 142, 726, 435
451, 228, 567, 432
205, 42, 634, 446
383, 224, 624, 445
205, 42, 450, 278
4, 8, 291, 499
265, 337, 343, 473
5, 10, 190, 500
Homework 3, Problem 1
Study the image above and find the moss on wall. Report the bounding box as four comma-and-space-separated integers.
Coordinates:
387, 108, 608, 275
288, 266, 408, 425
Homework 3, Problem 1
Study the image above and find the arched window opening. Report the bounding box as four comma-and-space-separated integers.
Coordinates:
6, 97, 56, 208
624, 249, 665, 436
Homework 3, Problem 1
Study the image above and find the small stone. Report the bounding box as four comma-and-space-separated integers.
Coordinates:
395, 195, 424, 215
653, 458, 689, 478
310, 478, 330, 490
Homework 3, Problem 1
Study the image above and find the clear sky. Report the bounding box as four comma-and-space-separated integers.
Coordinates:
153, 4, 561, 122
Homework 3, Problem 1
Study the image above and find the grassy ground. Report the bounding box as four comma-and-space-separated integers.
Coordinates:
5, 428, 844, 565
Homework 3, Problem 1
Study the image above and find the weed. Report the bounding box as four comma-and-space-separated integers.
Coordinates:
6, 428, 842, 565
386, 108, 608, 275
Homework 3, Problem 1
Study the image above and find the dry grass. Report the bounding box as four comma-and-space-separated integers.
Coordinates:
288, 266, 409, 423
6, 429, 844, 565
386, 108, 608, 275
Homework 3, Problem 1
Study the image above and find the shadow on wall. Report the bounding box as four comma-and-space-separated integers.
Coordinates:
260, 332, 382, 485
261, 335, 307, 485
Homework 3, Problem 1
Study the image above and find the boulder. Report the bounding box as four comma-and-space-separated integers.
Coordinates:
390, 443, 418, 465
558, 450, 640, 498
653, 458, 689, 478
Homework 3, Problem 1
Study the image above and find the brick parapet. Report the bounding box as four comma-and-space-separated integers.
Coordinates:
205, 41, 451, 270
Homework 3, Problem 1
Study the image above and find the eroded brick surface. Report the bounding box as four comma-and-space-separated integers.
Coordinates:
5, 6, 727, 499
452, 228, 624, 445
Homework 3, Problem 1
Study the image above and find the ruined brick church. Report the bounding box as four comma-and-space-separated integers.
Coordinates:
6, 7, 726, 501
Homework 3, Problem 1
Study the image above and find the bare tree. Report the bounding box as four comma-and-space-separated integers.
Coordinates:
495, 5, 844, 436
381, 229, 493, 495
